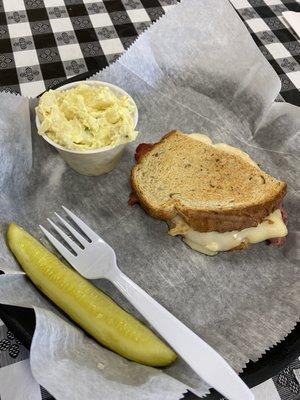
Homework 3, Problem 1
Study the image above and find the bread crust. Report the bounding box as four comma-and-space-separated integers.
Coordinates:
130, 131, 287, 233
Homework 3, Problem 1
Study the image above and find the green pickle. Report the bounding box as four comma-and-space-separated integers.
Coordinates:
7, 223, 177, 367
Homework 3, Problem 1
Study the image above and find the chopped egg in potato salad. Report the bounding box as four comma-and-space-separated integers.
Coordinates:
36, 84, 137, 151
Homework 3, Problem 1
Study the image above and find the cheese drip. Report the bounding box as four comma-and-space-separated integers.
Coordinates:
169, 209, 288, 256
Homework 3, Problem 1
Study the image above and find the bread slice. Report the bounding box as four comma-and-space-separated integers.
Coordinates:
131, 130, 286, 233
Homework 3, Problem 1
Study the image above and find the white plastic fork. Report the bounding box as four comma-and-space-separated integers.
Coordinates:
40, 206, 254, 400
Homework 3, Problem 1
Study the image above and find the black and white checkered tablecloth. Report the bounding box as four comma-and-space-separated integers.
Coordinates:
0, 0, 299, 103
0, 1, 299, 399
0, 0, 178, 97
233, 0, 299, 105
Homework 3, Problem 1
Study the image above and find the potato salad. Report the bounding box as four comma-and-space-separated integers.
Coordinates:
36, 84, 137, 151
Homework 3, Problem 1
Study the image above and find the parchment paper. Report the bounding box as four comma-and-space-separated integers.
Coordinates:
0, 0, 299, 398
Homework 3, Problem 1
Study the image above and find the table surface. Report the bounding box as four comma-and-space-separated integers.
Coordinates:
0, 0, 298, 102
0, 1, 299, 399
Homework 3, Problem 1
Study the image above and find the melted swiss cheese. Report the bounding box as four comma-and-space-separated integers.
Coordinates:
169, 209, 287, 256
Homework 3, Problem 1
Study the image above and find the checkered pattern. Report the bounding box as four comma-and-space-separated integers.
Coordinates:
0, 0, 177, 96
231, 0, 300, 105
0, 0, 298, 102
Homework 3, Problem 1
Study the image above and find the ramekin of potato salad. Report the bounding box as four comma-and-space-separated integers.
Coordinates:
36, 81, 138, 176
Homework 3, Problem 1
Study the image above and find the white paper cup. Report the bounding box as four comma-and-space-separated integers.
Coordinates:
35, 80, 138, 176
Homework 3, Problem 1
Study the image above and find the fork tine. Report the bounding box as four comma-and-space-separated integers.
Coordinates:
39, 225, 77, 265
47, 218, 82, 254
55, 212, 88, 247
62, 206, 100, 242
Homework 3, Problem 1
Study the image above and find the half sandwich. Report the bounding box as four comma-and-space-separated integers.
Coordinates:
130, 130, 288, 255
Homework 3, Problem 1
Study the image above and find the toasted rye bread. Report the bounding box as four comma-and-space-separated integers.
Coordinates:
131, 130, 287, 233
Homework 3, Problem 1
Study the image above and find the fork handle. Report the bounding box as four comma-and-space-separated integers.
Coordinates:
112, 271, 254, 400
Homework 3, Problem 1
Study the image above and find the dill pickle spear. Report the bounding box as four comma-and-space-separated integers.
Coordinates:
7, 223, 177, 367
